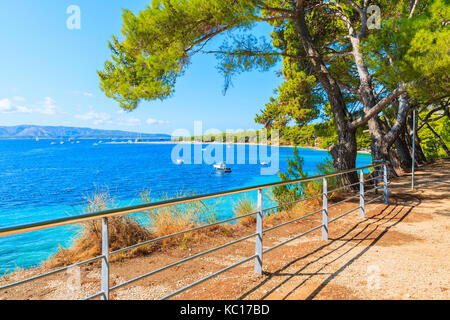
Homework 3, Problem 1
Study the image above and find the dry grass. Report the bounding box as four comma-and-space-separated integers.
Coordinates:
233, 196, 257, 226
140, 190, 220, 247
45, 190, 154, 268
39, 182, 327, 271
42, 189, 224, 269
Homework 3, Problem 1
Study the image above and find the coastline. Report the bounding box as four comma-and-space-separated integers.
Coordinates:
107, 140, 372, 155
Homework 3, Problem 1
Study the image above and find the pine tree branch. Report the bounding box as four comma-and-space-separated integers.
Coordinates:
349, 83, 408, 129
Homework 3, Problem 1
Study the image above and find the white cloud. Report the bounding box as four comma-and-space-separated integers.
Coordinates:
147, 118, 169, 125
116, 117, 142, 127
13, 96, 26, 102
76, 110, 113, 125
0, 98, 32, 114
73, 91, 94, 98
36, 97, 61, 115
0, 98, 12, 110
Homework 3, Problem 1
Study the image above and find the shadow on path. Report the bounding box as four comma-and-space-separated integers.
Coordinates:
238, 194, 421, 300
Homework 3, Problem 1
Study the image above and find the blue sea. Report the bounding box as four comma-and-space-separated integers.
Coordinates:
0, 139, 372, 274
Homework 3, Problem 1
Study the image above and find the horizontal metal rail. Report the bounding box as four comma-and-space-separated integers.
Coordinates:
0, 163, 386, 238
263, 209, 323, 233
364, 177, 378, 183
328, 181, 360, 194
108, 233, 257, 292
0, 162, 391, 301
160, 254, 257, 300
329, 206, 361, 224
84, 292, 106, 301
366, 186, 383, 193
263, 224, 324, 254
0, 255, 103, 291
262, 193, 322, 213
327, 193, 360, 209
110, 211, 258, 256
366, 195, 384, 205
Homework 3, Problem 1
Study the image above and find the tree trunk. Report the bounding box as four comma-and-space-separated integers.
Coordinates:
394, 128, 413, 170
388, 147, 404, 176
293, 4, 358, 185
368, 93, 413, 177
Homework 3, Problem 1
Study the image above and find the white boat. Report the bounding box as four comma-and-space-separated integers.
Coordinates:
50, 142, 57, 145
176, 158, 184, 164
260, 161, 268, 166
76, 141, 80, 144
214, 162, 231, 173
60, 141, 65, 145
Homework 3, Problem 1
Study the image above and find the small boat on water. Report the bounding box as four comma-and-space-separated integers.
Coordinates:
60, 141, 65, 145
176, 158, 184, 164
260, 161, 269, 166
50, 141, 57, 145
93, 143, 99, 146
214, 162, 231, 173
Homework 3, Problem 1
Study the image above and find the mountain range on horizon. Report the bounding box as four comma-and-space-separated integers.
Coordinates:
0, 125, 171, 139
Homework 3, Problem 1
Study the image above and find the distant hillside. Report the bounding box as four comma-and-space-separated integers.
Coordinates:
0, 125, 171, 139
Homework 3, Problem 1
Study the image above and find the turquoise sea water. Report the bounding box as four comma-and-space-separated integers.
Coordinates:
0, 139, 372, 274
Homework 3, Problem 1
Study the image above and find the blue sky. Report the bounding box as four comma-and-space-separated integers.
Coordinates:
0, 1, 283, 135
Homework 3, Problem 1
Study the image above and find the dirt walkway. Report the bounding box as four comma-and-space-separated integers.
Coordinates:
1, 159, 449, 300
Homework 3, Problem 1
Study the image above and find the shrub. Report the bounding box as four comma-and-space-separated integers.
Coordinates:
45, 189, 153, 268
140, 190, 219, 247
272, 150, 341, 213
232, 196, 257, 226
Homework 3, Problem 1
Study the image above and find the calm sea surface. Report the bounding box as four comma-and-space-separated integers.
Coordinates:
0, 139, 372, 274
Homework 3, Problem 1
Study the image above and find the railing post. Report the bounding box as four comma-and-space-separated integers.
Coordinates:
360, 170, 365, 218
101, 217, 109, 300
383, 165, 388, 204
254, 189, 263, 275
322, 178, 328, 240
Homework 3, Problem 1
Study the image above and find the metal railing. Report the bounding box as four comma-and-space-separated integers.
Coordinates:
0, 162, 390, 300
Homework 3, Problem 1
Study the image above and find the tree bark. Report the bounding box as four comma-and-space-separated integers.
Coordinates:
294, 2, 358, 184
394, 128, 413, 170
